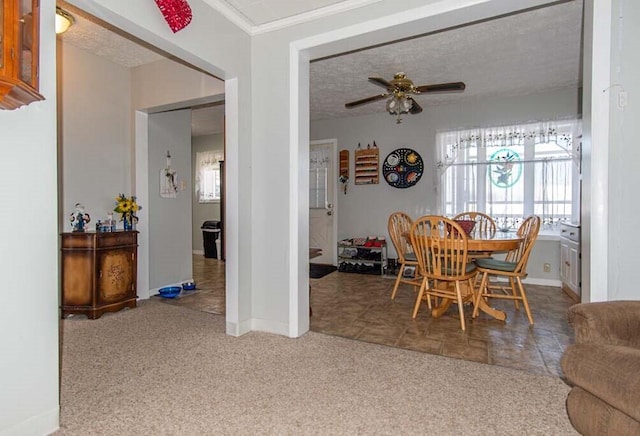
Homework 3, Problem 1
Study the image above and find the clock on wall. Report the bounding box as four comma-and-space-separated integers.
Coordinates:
382, 148, 424, 189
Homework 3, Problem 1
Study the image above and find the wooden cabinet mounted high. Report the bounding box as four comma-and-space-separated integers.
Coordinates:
0, 0, 45, 110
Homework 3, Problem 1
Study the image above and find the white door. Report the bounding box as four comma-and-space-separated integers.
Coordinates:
309, 140, 337, 265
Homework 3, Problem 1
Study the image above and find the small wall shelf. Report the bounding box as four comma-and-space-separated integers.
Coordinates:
354, 148, 379, 185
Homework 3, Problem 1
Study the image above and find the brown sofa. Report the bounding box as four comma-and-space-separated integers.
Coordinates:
561, 301, 640, 435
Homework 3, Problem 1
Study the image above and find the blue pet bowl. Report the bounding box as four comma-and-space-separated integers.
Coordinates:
182, 281, 196, 291
158, 286, 181, 298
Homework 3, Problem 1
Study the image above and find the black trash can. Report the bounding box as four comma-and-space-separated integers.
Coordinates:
201, 220, 221, 258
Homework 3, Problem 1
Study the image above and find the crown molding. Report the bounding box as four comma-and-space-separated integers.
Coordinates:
252, 0, 385, 35
203, 0, 385, 36
201, 0, 254, 34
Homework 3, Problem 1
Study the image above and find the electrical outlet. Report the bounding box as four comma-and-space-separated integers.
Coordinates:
543, 263, 551, 273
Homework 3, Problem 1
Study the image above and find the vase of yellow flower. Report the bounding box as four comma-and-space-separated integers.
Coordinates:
114, 194, 141, 231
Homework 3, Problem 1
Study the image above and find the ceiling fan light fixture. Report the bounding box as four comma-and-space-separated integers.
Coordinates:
386, 94, 412, 115
56, 7, 75, 35
400, 96, 413, 113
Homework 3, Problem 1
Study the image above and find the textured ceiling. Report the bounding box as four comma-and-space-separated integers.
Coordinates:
57, 11, 165, 68
57, 0, 583, 132
310, 0, 583, 120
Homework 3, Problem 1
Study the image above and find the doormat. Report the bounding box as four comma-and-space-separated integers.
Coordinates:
310, 263, 337, 279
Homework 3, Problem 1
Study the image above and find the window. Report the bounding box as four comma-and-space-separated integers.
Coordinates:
196, 151, 223, 203
437, 120, 581, 228
309, 145, 330, 209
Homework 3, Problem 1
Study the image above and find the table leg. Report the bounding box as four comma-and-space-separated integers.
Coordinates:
472, 272, 507, 321
431, 298, 452, 318
430, 281, 474, 318
475, 298, 506, 321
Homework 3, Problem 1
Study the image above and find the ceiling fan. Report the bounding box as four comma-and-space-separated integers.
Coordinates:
345, 73, 466, 123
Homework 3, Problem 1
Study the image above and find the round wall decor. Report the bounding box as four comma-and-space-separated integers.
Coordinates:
382, 148, 424, 188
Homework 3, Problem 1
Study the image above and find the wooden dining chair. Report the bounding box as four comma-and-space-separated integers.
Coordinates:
472, 215, 541, 324
453, 211, 497, 236
453, 211, 497, 262
387, 212, 421, 299
410, 216, 477, 331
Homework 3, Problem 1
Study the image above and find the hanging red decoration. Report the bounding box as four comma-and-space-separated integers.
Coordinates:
153, 0, 193, 33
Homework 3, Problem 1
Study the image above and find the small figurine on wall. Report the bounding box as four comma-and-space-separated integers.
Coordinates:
160, 151, 179, 198
70, 203, 91, 232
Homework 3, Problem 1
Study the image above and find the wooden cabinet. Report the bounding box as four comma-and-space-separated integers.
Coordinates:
560, 223, 580, 301
61, 231, 138, 319
0, 0, 45, 110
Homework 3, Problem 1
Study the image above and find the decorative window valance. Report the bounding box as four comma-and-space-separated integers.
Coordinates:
196, 150, 223, 169
436, 119, 582, 172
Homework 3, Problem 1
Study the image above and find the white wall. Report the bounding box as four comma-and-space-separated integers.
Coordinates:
0, 0, 59, 434
58, 42, 132, 228
192, 134, 224, 252
312, 88, 579, 282
132, 59, 224, 111
148, 110, 194, 289
606, 0, 640, 300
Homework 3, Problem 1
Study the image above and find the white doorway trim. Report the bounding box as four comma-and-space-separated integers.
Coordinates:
288, 0, 570, 337
67, 0, 241, 335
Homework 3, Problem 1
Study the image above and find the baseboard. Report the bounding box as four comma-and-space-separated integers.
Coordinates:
250, 318, 290, 337
1, 406, 59, 436
522, 277, 562, 287
192, 250, 204, 255
226, 319, 252, 337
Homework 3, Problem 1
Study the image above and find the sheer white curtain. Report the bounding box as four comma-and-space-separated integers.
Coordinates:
196, 151, 223, 203
437, 119, 581, 226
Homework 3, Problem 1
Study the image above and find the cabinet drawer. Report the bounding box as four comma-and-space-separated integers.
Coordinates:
97, 231, 137, 248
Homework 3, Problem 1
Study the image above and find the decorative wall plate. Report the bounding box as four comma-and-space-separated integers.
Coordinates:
382, 148, 424, 188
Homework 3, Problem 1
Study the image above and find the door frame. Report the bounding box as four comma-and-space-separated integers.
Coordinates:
310, 138, 338, 266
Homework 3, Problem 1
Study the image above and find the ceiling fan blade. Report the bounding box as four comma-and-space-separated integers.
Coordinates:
415, 82, 466, 93
408, 98, 423, 114
368, 77, 392, 89
345, 94, 388, 108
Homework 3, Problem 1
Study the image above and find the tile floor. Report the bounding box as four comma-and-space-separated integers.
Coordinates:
160, 255, 575, 377
156, 255, 226, 315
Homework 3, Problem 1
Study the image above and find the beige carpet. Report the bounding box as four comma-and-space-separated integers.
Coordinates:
57, 300, 577, 435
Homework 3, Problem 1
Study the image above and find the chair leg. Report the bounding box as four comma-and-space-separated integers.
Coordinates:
455, 281, 466, 331
516, 277, 534, 324
391, 264, 405, 300
472, 272, 488, 318
412, 278, 427, 318
509, 277, 520, 310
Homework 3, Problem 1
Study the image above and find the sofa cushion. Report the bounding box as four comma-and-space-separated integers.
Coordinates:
561, 343, 640, 422
568, 301, 640, 348
566, 387, 640, 436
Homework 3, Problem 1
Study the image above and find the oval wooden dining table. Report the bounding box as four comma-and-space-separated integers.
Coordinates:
404, 230, 522, 321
